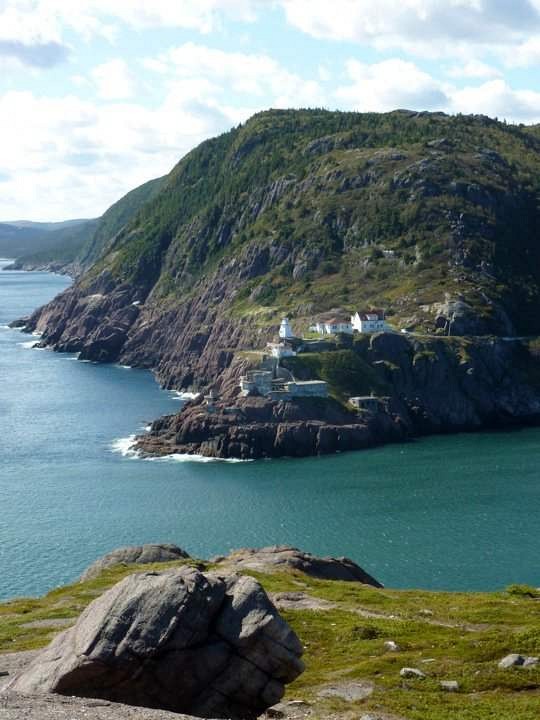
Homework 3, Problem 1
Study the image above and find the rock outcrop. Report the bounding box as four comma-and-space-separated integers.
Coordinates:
9, 566, 304, 719
136, 394, 407, 460
132, 330, 540, 460
215, 545, 382, 587
79, 543, 191, 581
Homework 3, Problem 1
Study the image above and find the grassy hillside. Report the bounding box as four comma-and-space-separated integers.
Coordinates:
77, 175, 165, 269
8, 176, 164, 272
82, 109, 540, 335
0, 219, 91, 259
2, 559, 539, 720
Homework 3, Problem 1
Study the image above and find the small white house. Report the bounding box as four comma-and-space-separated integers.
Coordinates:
279, 317, 294, 339
351, 309, 385, 334
313, 318, 353, 335
267, 342, 296, 359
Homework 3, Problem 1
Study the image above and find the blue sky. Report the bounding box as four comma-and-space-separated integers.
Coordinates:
2, 0, 540, 221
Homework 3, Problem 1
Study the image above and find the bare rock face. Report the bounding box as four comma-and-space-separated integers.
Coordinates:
9, 567, 304, 719
217, 545, 382, 587
79, 543, 191, 581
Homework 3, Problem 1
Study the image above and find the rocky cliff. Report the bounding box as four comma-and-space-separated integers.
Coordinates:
134, 332, 540, 459
15, 109, 540, 456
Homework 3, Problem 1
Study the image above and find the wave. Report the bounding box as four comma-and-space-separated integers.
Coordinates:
18, 340, 39, 349
171, 391, 201, 401
109, 435, 250, 463
110, 435, 138, 457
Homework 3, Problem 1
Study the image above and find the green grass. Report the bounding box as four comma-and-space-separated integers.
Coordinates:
2, 561, 540, 719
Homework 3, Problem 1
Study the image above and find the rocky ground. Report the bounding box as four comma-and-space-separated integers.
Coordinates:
136, 394, 407, 460
133, 331, 540, 460
1, 544, 539, 720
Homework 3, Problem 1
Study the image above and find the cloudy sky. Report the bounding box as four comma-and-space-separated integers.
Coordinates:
2, 0, 540, 221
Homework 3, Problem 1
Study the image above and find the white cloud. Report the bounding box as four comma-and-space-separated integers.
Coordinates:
451, 78, 540, 121
335, 57, 540, 123
279, 0, 540, 59
91, 58, 135, 100
505, 36, 540, 67
446, 59, 502, 79
146, 42, 326, 108
0, 86, 232, 220
336, 58, 448, 112
0, 0, 258, 67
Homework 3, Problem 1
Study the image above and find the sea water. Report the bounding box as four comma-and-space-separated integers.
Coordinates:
1, 259, 539, 599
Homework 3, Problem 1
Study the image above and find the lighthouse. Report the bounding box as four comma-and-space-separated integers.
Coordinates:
279, 317, 294, 339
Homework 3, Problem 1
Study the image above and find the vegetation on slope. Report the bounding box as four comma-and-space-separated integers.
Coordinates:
2, 560, 540, 720
7, 176, 165, 272
83, 108, 540, 335
0, 219, 92, 260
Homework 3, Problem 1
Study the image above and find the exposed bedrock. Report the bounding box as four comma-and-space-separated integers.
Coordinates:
8, 566, 304, 720
214, 545, 383, 587
79, 543, 191, 582
136, 395, 408, 460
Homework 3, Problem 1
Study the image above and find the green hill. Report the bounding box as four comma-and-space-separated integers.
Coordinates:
7, 176, 165, 273
83, 109, 540, 336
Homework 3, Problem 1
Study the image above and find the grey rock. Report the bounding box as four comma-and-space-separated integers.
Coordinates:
440, 680, 459, 691
218, 545, 382, 586
0, 692, 204, 720
522, 656, 539, 667
384, 640, 400, 652
317, 680, 373, 701
265, 700, 311, 718
498, 653, 525, 669
9, 566, 304, 719
400, 667, 426, 679
80, 543, 190, 581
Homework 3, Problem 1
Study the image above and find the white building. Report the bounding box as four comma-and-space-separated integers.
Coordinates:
240, 370, 273, 397
267, 342, 296, 359
312, 318, 353, 335
351, 309, 385, 334
279, 317, 294, 339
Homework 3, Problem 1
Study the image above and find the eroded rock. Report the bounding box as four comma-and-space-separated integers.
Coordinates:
217, 545, 382, 587
9, 567, 304, 719
79, 543, 191, 581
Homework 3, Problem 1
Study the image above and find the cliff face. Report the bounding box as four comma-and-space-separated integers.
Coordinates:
134, 332, 540, 460
16, 109, 540, 456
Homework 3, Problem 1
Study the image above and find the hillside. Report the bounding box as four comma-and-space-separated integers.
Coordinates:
0, 219, 92, 260
7, 176, 165, 274
2, 551, 540, 720
21, 109, 540, 390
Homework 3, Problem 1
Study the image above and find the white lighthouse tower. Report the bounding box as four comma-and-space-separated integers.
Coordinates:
279, 317, 294, 339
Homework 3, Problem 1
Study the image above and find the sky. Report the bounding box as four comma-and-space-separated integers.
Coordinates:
2, 0, 540, 221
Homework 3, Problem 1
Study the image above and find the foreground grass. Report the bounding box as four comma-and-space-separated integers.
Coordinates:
1, 561, 539, 719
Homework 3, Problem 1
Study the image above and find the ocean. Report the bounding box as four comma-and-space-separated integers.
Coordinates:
1, 259, 539, 599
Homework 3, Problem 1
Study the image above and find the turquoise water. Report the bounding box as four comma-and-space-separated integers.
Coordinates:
1, 260, 539, 599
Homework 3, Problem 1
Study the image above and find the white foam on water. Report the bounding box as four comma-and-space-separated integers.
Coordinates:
31, 331, 42, 337
117, 364, 132, 370
18, 340, 39, 349
147, 453, 250, 464
110, 435, 138, 457
172, 391, 200, 401
109, 435, 251, 463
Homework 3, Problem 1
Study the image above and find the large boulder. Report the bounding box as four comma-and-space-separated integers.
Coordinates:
216, 545, 382, 587
9, 567, 304, 720
80, 543, 190, 581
